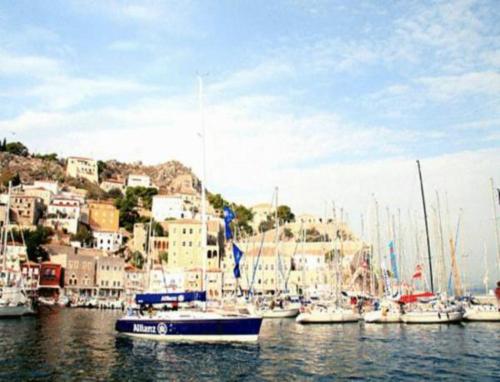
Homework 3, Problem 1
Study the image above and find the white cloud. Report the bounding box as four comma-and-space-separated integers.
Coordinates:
0, 49, 62, 77
417, 71, 500, 101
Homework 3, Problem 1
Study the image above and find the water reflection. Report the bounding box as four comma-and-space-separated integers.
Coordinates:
0, 310, 498, 381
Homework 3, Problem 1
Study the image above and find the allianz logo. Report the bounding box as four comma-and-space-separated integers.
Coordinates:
133, 323, 169, 334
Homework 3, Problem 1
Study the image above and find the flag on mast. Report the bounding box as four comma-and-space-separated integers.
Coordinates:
232, 243, 244, 278
223, 206, 235, 240
412, 264, 423, 279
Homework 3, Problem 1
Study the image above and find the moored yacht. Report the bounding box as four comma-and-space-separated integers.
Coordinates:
296, 302, 360, 324
463, 304, 500, 322
115, 292, 263, 342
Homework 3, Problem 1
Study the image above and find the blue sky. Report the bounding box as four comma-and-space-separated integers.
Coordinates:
1, 0, 499, 286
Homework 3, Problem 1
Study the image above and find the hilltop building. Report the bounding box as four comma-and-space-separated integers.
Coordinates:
66, 156, 98, 183
127, 174, 152, 188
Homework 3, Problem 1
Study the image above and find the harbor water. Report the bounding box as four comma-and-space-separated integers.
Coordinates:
0, 309, 498, 381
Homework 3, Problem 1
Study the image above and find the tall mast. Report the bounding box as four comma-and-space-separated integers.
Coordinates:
198, 76, 207, 294
375, 197, 381, 295
490, 178, 500, 276
417, 160, 434, 293
435, 191, 446, 293
1, 181, 12, 271
274, 187, 279, 293
483, 243, 489, 294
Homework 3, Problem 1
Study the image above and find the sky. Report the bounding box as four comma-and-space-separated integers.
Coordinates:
0, 0, 499, 288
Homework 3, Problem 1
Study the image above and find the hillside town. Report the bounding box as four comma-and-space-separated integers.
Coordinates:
0, 143, 371, 307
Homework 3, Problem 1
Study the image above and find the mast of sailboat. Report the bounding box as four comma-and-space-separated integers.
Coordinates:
416, 160, 434, 293
198, 76, 208, 300
1, 181, 12, 271
274, 186, 279, 294
490, 178, 500, 276
483, 243, 489, 294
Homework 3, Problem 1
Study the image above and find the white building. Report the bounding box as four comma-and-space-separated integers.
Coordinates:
127, 174, 152, 188
152, 195, 193, 221
33, 181, 59, 195
93, 231, 123, 252
66, 156, 98, 183
46, 197, 81, 234
100, 179, 125, 194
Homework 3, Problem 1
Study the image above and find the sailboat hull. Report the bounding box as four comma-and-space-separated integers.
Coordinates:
0, 305, 35, 318
116, 315, 263, 342
260, 307, 300, 318
296, 310, 360, 324
463, 307, 500, 322
401, 311, 462, 324
363, 310, 401, 323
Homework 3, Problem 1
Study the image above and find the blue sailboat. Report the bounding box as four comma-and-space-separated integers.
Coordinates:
115, 77, 263, 342
115, 292, 263, 342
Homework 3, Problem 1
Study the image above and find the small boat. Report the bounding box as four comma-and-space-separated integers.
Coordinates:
38, 296, 56, 306
463, 305, 500, 322
115, 292, 263, 342
0, 287, 35, 318
296, 303, 360, 324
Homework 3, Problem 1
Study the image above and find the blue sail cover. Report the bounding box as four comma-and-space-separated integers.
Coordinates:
136, 291, 207, 305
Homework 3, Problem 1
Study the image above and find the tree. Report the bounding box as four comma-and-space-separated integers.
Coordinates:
130, 251, 145, 269
259, 215, 275, 232
12, 226, 54, 262
282, 227, 294, 239
208, 193, 227, 210
305, 228, 322, 242
71, 225, 94, 247
106, 188, 123, 200
151, 221, 164, 236
97, 160, 107, 181
5, 141, 29, 156
0, 138, 6, 151
277, 205, 295, 224
232, 204, 254, 235
115, 191, 142, 232
11, 172, 21, 187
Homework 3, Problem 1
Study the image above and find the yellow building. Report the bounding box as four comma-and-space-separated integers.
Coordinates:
88, 200, 119, 232
66, 156, 98, 183
163, 219, 222, 271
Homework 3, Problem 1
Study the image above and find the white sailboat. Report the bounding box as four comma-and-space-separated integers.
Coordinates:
400, 161, 462, 324
255, 187, 299, 319
0, 181, 35, 318
463, 245, 500, 322
296, 211, 360, 324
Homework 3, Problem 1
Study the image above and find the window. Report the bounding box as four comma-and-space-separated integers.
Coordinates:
189, 228, 193, 234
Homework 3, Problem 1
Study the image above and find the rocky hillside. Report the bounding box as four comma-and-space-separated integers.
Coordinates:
0, 152, 200, 194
